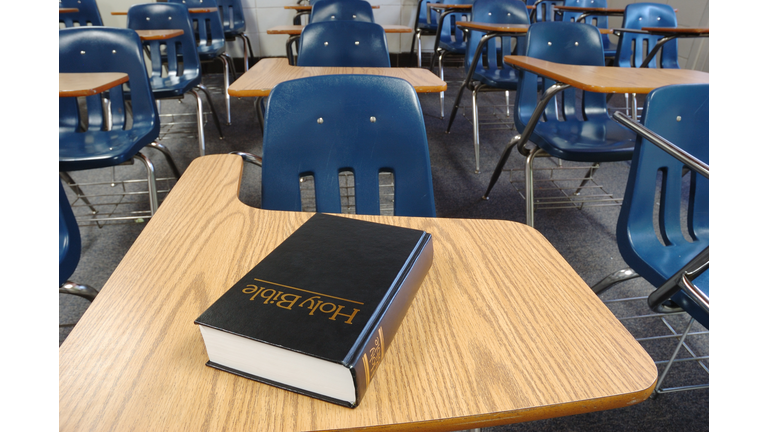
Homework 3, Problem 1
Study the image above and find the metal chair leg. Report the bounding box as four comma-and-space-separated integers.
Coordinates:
525, 147, 547, 227
218, 54, 232, 125
591, 268, 640, 294
60, 281, 99, 302
438, 50, 446, 119
196, 84, 224, 139
60, 171, 98, 215
134, 152, 158, 215
147, 141, 182, 179
190, 89, 207, 156
472, 85, 481, 173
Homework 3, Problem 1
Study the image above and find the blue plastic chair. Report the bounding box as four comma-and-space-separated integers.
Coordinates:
59, 179, 99, 303
430, 0, 474, 118
595, 83, 709, 396
528, 0, 563, 23
260, 75, 436, 217
512, 22, 635, 226
216, 0, 254, 72
59, 27, 179, 219
560, 0, 616, 60
615, 2, 679, 69
127, 2, 224, 156
409, 0, 444, 67
168, 0, 236, 125
297, 20, 391, 67
309, 0, 375, 23
59, 0, 103, 27
446, 0, 530, 173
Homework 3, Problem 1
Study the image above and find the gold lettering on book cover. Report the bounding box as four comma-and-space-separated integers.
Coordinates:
241, 280, 362, 324
363, 327, 385, 385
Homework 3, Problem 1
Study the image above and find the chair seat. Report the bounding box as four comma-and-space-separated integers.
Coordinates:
473, 69, 521, 90
197, 41, 227, 61
149, 74, 202, 99
438, 41, 466, 53
60, 126, 158, 171
530, 116, 635, 162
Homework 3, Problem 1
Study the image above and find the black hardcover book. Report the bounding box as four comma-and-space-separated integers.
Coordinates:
194, 213, 433, 408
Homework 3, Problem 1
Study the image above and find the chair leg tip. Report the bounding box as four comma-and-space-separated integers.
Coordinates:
481, 195, 489, 200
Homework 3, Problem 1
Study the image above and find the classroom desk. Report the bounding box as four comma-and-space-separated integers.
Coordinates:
482, 55, 709, 224
228, 57, 447, 97
613, 27, 709, 68
59, 72, 129, 97
134, 29, 184, 41
59, 7, 79, 14
427, 3, 473, 71
60, 153, 658, 432
268, 24, 413, 65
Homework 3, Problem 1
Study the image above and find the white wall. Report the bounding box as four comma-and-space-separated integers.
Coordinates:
95, 0, 708, 71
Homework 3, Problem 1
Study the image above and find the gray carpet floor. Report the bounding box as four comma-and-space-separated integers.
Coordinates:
59, 63, 709, 431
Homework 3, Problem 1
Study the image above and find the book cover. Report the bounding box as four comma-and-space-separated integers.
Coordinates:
194, 213, 433, 408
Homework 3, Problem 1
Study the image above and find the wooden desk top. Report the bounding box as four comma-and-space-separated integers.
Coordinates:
60, 154, 657, 432
457, 22, 613, 35
59, 7, 78, 13
112, 8, 216, 16
505, 55, 709, 93
554, 6, 624, 13
59, 72, 129, 97
641, 26, 709, 35
135, 29, 184, 41
228, 58, 447, 97
267, 24, 412, 35
428, 4, 473, 10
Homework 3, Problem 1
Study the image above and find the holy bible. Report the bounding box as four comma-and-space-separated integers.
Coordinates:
195, 213, 433, 408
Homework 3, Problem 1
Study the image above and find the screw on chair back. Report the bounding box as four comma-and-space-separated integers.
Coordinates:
126, 3, 202, 98
167, 0, 227, 61
60, 179, 81, 287
561, 0, 616, 58
261, 75, 436, 217
59, 0, 103, 27
615, 2, 679, 68
514, 21, 635, 162
617, 83, 709, 327
297, 21, 391, 67
309, 0, 376, 23
59, 27, 160, 170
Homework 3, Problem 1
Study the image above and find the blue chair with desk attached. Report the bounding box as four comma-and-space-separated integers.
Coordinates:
593, 83, 709, 396
127, 2, 224, 156
410, 0, 444, 67
236, 75, 436, 217
446, 0, 530, 173
59, 0, 103, 27
297, 20, 391, 67
511, 22, 635, 227
430, 0, 474, 118
527, 0, 563, 23
216, 0, 255, 73
615, 2, 679, 117
167, 0, 236, 125
560, 0, 616, 61
309, 0, 375, 23
59, 26, 180, 223
59, 179, 99, 306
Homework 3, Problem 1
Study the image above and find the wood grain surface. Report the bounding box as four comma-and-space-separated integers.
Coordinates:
135, 29, 184, 41
59, 72, 129, 98
228, 58, 447, 97
60, 154, 657, 432
504, 56, 709, 94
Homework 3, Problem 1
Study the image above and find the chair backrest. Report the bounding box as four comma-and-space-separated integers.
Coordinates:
515, 22, 607, 128
436, 0, 474, 50
216, 0, 246, 37
416, 0, 444, 31
617, 83, 709, 290
615, 2, 678, 68
309, 0, 375, 23
167, 0, 226, 58
561, 0, 612, 49
59, 27, 159, 141
297, 21, 390, 67
530, 0, 564, 22
465, 0, 529, 76
261, 75, 436, 217
126, 3, 202, 95
60, 179, 81, 286
59, 0, 103, 27
617, 83, 708, 327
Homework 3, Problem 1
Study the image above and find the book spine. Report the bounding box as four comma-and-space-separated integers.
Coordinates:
348, 234, 434, 407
